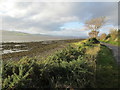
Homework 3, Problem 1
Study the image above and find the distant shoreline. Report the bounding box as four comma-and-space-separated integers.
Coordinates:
0, 30, 86, 43
1, 37, 84, 43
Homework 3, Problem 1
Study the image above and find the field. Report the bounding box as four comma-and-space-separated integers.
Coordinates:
1, 38, 119, 89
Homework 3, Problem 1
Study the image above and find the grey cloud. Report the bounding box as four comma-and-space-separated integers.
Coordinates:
69, 2, 117, 24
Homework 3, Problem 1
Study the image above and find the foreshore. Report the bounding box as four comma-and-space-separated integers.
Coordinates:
2, 39, 84, 61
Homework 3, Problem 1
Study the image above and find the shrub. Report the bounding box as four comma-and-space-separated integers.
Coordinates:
109, 29, 118, 40
2, 57, 43, 89
100, 33, 107, 40
49, 45, 84, 63
2, 42, 97, 89
83, 38, 100, 46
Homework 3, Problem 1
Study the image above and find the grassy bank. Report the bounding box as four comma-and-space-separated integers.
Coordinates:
2, 38, 119, 89
99, 29, 120, 46
100, 40, 120, 46
96, 44, 119, 88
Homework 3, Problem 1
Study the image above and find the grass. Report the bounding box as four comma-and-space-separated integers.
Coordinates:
106, 41, 120, 46
100, 40, 120, 46
96, 44, 119, 88
74, 39, 119, 88
85, 45, 100, 56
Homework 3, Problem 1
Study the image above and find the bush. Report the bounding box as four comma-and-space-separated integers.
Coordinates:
2, 57, 43, 89
83, 38, 100, 46
49, 45, 85, 63
100, 33, 107, 40
2, 43, 97, 89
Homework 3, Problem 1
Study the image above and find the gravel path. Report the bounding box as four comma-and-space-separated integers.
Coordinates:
101, 43, 120, 65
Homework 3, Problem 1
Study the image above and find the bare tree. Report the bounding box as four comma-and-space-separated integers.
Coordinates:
85, 17, 106, 38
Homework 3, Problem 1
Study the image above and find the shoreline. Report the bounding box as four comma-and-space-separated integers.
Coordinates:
1, 37, 84, 43
2, 38, 84, 61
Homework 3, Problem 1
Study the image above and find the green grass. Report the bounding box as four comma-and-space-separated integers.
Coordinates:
100, 40, 120, 46
97, 45, 116, 66
106, 41, 120, 46
96, 44, 119, 88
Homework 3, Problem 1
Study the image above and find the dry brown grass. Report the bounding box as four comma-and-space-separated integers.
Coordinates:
85, 44, 100, 56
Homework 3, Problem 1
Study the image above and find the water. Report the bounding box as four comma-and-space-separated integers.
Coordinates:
2, 35, 67, 42
2, 49, 28, 54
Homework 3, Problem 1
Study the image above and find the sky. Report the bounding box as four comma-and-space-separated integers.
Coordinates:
0, 0, 118, 37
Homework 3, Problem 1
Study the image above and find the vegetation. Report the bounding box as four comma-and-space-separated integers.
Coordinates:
99, 29, 120, 46
99, 33, 107, 40
96, 44, 119, 88
2, 39, 83, 60
2, 38, 119, 89
85, 17, 106, 38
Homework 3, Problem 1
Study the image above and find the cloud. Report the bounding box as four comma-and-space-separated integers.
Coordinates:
52, 28, 88, 37
0, 1, 118, 37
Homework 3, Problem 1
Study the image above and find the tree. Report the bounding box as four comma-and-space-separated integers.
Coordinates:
109, 28, 118, 40
89, 31, 99, 38
100, 33, 107, 40
85, 17, 106, 38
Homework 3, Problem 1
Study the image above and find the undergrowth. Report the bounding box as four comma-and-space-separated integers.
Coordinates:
2, 38, 119, 89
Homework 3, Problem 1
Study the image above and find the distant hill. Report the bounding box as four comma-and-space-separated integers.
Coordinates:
1, 30, 30, 36
0, 30, 78, 42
